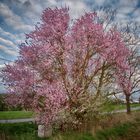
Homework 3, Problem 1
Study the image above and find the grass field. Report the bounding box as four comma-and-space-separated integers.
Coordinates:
113, 103, 140, 110
0, 103, 139, 120
0, 111, 34, 119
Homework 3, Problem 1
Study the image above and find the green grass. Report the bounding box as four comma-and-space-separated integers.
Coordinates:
1, 123, 93, 140
52, 123, 133, 140
115, 103, 140, 110
0, 122, 44, 140
0, 117, 140, 140
49, 117, 140, 140
50, 132, 94, 140
0, 122, 37, 134
0, 111, 34, 119
102, 103, 140, 112
94, 122, 132, 140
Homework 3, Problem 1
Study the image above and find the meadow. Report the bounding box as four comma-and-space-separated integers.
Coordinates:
0, 110, 140, 140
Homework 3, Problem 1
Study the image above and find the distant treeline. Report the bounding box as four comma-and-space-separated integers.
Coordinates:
0, 94, 22, 111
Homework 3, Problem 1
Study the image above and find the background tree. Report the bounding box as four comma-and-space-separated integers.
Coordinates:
113, 24, 140, 114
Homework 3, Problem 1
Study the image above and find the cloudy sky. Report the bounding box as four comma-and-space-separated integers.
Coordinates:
0, 0, 140, 92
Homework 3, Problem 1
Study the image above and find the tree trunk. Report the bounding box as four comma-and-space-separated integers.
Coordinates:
126, 95, 131, 114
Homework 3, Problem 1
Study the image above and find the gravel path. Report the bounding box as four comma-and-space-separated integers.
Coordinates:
0, 118, 35, 123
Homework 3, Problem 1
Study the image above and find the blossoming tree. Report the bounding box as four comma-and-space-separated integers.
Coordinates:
2, 7, 130, 129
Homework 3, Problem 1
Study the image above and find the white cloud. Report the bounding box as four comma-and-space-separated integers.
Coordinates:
62, 0, 90, 18
0, 64, 6, 69
94, 0, 105, 6
47, 0, 57, 5
118, 7, 135, 15
0, 3, 33, 32
0, 27, 25, 46
132, 9, 140, 22
118, 0, 138, 7
0, 27, 16, 40
0, 37, 16, 48
0, 45, 18, 56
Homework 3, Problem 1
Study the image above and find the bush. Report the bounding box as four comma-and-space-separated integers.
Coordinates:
0, 94, 8, 111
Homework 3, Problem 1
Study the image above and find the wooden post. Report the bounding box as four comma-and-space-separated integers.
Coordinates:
38, 125, 52, 138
